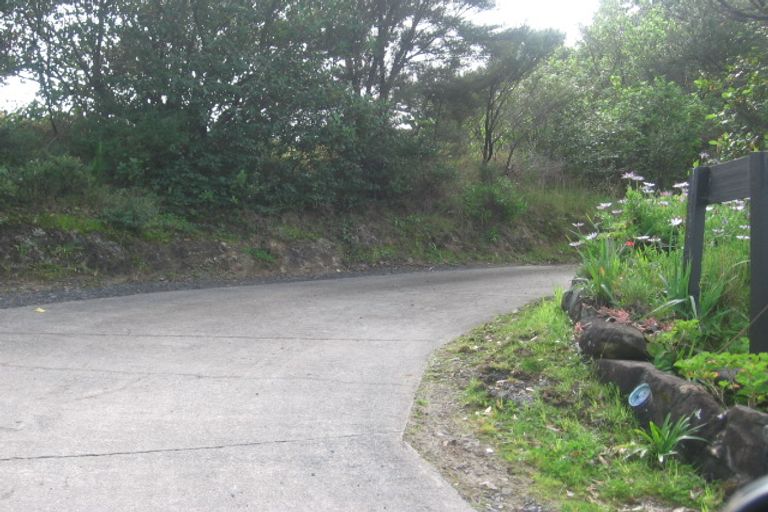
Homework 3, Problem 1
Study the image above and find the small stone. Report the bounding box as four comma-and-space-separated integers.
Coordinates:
480, 480, 498, 490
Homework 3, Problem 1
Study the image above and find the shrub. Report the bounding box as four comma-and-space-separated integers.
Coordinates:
462, 178, 527, 225
99, 190, 161, 233
0, 166, 18, 203
676, 352, 768, 408
14, 154, 93, 202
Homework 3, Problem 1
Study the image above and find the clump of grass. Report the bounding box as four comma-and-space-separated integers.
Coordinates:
630, 413, 705, 467
245, 247, 277, 264
459, 297, 723, 511
35, 212, 105, 234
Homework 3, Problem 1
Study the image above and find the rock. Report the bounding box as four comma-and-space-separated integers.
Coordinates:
577, 318, 650, 360
561, 286, 586, 322
596, 359, 727, 463
595, 359, 653, 395
723, 406, 768, 480
597, 359, 732, 478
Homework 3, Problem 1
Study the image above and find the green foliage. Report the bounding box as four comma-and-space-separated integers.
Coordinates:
454, 299, 722, 510
462, 177, 526, 225
631, 413, 705, 467
648, 319, 702, 372
245, 247, 277, 265
577, 238, 625, 305
572, 78, 706, 187
676, 352, 768, 408
572, 179, 750, 349
35, 213, 104, 234
0, 165, 18, 202
13, 155, 93, 202
99, 190, 160, 233
698, 53, 768, 159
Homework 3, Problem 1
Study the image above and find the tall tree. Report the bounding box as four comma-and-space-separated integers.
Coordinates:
471, 26, 563, 164
309, 0, 492, 101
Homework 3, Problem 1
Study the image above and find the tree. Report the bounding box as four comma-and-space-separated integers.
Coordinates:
713, 0, 768, 22
309, 0, 492, 101
471, 26, 563, 164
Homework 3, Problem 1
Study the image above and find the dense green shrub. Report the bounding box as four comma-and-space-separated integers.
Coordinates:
462, 178, 527, 225
0, 166, 18, 203
567, 79, 706, 187
99, 190, 161, 233
14, 155, 93, 202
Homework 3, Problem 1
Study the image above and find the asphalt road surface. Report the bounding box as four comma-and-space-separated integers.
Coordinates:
0, 265, 574, 511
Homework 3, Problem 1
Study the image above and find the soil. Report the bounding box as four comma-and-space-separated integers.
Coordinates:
405, 332, 699, 512
405, 343, 554, 512
0, 212, 565, 308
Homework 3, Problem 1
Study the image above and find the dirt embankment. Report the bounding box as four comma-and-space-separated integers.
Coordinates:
0, 211, 571, 307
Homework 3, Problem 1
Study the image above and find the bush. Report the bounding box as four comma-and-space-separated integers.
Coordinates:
14, 154, 93, 202
462, 178, 527, 225
0, 166, 18, 203
99, 190, 161, 233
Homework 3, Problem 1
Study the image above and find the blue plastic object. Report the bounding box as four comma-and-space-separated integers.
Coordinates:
628, 383, 652, 407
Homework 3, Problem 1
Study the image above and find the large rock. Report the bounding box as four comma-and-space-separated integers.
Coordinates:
595, 359, 654, 394
597, 359, 729, 478
597, 359, 725, 437
578, 318, 650, 361
723, 406, 768, 480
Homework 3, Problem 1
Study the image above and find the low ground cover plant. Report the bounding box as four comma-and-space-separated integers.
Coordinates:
457, 298, 723, 510
569, 170, 756, 409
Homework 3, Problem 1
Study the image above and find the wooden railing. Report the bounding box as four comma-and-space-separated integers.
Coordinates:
683, 152, 768, 353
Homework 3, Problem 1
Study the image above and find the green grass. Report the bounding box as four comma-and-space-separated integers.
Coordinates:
34, 212, 105, 233
245, 247, 277, 264
456, 296, 724, 511
277, 224, 320, 241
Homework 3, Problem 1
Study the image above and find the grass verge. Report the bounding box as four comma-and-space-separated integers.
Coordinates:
438, 295, 725, 511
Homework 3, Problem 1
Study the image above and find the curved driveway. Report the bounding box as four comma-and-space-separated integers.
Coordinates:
0, 265, 573, 511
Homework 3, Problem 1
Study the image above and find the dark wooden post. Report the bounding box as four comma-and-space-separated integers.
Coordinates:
682, 152, 768, 352
750, 152, 768, 353
684, 166, 710, 310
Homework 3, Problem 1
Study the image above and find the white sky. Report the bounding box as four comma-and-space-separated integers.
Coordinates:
0, 0, 602, 111
473, 0, 602, 45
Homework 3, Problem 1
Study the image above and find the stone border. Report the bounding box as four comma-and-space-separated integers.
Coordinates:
562, 284, 768, 490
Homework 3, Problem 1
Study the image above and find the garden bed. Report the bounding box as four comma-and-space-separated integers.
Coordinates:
565, 170, 768, 492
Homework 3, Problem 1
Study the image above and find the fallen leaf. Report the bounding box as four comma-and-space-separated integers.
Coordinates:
34, 307, 46, 313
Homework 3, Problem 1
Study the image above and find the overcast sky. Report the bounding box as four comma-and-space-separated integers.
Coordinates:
472, 0, 601, 44
0, 1, 602, 111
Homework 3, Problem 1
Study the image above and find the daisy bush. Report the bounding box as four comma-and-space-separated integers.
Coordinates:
570, 170, 751, 370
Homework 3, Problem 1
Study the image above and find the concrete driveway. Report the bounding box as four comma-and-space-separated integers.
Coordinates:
0, 265, 574, 511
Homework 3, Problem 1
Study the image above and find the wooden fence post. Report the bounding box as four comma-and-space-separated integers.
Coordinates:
684, 166, 710, 311
750, 152, 768, 353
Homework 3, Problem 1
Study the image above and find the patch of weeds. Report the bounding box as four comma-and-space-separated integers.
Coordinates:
245, 247, 277, 264
278, 224, 319, 241
460, 296, 723, 511
465, 378, 493, 408
30, 262, 79, 280
100, 190, 160, 233
50, 241, 83, 260
349, 245, 399, 265
35, 213, 105, 234
143, 213, 199, 242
